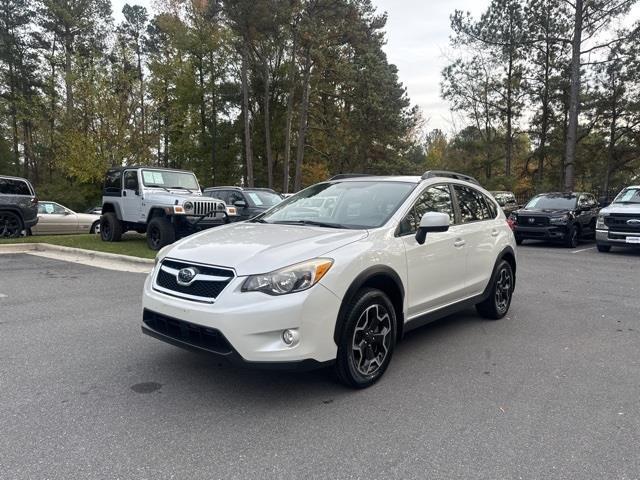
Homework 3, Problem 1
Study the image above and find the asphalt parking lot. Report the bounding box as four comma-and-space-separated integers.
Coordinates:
1, 243, 639, 479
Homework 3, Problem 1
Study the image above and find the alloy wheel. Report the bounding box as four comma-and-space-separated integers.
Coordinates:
351, 304, 392, 376
0, 212, 21, 238
495, 267, 512, 314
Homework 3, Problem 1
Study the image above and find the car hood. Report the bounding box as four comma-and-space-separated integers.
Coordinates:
143, 191, 209, 203
600, 203, 640, 214
163, 222, 368, 276
516, 208, 572, 216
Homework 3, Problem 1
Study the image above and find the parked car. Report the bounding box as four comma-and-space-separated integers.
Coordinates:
141, 170, 516, 388
596, 185, 640, 252
100, 166, 229, 250
0, 175, 38, 238
491, 191, 520, 216
510, 192, 599, 247
203, 186, 283, 222
30, 201, 101, 235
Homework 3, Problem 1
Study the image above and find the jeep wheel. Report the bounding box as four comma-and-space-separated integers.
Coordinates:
476, 260, 514, 320
100, 212, 122, 242
147, 217, 176, 250
597, 244, 611, 253
565, 226, 579, 248
0, 211, 23, 238
335, 288, 397, 389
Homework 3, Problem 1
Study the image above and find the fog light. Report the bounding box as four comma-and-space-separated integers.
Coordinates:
282, 329, 299, 346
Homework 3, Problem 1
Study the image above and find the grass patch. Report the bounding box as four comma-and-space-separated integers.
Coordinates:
0, 233, 155, 259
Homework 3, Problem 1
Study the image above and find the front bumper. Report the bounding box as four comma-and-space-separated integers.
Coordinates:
596, 229, 640, 248
141, 266, 341, 367
514, 224, 569, 241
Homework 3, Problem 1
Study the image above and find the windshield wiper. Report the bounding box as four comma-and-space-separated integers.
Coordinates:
148, 184, 171, 193
169, 186, 195, 193
250, 217, 268, 223
271, 220, 346, 229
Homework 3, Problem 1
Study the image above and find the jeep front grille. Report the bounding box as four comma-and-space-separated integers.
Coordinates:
153, 259, 234, 303
191, 200, 225, 217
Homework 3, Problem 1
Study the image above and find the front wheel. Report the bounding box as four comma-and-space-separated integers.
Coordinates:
597, 244, 611, 253
0, 211, 24, 238
146, 216, 176, 250
335, 288, 397, 389
476, 260, 514, 320
100, 212, 122, 242
565, 226, 579, 248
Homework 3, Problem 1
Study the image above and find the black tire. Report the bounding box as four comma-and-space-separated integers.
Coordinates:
335, 288, 397, 389
565, 226, 579, 248
147, 216, 176, 250
100, 212, 123, 242
515, 235, 523, 245
90, 221, 100, 234
0, 211, 24, 238
597, 244, 611, 253
476, 260, 514, 320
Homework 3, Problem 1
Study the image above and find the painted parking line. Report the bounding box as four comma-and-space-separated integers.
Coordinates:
571, 246, 597, 254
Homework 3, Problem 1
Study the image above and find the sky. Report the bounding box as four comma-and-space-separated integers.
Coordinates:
111, 0, 487, 133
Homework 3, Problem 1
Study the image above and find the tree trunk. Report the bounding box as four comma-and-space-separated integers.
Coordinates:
263, 60, 274, 189
505, 20, 514, 177
564, 0, 583, 191
282, 34, 297, 193
241, 43, 254, 187
64, 27, 74, 117
293, 49, 312, 192
9, 62, 19, 175
210, 51, 217, 185
137, 44, 145, 137
604, 73, 617, 195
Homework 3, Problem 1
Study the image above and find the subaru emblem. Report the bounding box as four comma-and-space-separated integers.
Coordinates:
177, 267, 198, 286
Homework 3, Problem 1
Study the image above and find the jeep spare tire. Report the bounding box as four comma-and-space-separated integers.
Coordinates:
100, 212, 122, 242
147, 216, 175, 250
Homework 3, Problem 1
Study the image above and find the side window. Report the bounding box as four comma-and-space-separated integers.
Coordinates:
454, 185, 492, 223
51, 203, 67, 214
123, 171, 139, 191
0, 178, 31, 195
104, 170, 122, 193
228, 191, 244, 205
38, 203, 50, 214
483, 193, 498, 218
212, 191, 229, 203
399, 184, 454, 235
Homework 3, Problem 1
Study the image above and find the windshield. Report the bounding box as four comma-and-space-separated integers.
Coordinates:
245, 190, 282, 207
141, 169, 199, 190
612, 187, 640, 204
257, 181, 416, 229
525, 194, 577, 210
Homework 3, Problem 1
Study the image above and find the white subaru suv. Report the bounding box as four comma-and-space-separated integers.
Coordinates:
142, 171, 517, 388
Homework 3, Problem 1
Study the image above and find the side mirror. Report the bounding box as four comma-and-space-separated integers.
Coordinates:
234, 200, 247, 208
415, 212, 450, 245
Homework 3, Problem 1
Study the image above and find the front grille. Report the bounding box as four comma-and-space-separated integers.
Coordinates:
605, 214, 640, 233
154, 259, 234, 302
518, 215, 549, 226
143, 309, 232, 354
192, 200, 224, 217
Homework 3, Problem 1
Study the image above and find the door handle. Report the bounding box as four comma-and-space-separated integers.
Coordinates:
454, 238, 466, 248
491, 229, 499, 237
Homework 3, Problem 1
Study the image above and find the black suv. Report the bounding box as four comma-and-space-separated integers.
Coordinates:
0, 175, 39, 238
202, 187, 283, 222
510, 192, 599, 248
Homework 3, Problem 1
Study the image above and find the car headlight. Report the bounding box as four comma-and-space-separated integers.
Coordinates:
183, 201, 194, 212
596, 214, 607, 229
549, 214, 569, 225
242, 258, 333, 295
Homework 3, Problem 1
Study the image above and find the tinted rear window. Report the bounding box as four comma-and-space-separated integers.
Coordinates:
0, 178, 32, 195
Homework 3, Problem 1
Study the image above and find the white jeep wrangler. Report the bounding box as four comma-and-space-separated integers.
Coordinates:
100, 166, 230, 250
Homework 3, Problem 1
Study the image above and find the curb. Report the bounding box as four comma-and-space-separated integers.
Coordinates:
0, 242, 154, 266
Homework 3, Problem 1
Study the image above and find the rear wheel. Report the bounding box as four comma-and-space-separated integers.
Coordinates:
0, 211, 23, 238
597, 244, 611, 253
146, 216, 176, 250
100, 212, 122, 242
476, 260, 514, 320
335, 288, 397, 389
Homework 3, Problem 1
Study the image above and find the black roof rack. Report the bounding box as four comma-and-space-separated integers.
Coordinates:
329, 174, 374, 180
421, 170, 480, 185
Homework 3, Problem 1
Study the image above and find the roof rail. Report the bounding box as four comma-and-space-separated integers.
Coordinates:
329, 173, 374, 180
421, 170, 480, 185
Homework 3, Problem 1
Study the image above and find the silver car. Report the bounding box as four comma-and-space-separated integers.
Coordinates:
31, 202, 101, 235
